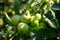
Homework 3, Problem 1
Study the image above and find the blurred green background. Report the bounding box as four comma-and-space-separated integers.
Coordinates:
0, 0, 60, 40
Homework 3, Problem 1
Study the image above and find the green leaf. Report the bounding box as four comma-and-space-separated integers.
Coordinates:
14, 0, 21, 15
44, 9, 59, 29
4, 24, 16, 37
35, 30, 45, 40
44, 28, 57, 39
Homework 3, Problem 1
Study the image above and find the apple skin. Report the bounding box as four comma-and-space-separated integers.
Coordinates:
0, 18, 3, 26
36, 13, 41, 20
11, 15, 21, 25
30, 15, 40, 26
17, 22, 29, 34
21, 14, 31, 24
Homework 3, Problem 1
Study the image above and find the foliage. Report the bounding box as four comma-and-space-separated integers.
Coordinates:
0, 0, 60, 40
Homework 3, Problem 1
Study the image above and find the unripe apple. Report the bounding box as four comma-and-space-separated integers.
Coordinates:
34, 19, 39, 25
0, 18, 3, 26
17, 22, 29, 34
36, 13, 41, 20
11, 15, 21, 25
30, 15, 39, 26
30, 15, 35, 22
21, 13, 31, 23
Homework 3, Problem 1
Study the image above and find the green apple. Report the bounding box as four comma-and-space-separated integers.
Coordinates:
11, 11, 15, 15
17, 22, 29, 34
11, 15, 21, 25
31, 19, 39, 26
30, 15, 36, 26
34, 19, 39, 25
8, 8, 12, 13
30, 15, 36, 22
30, 15, 39, 26
0, 18, 3, 26
21, 13, 31, 23
36, 13, 41, 20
